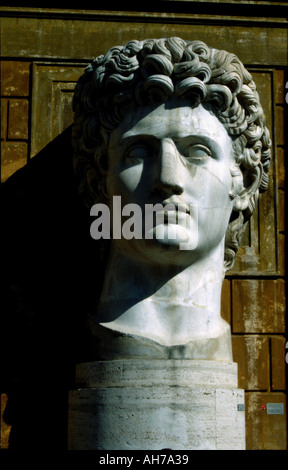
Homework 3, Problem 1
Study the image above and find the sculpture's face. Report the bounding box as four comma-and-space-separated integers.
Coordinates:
106, 97, 235, 265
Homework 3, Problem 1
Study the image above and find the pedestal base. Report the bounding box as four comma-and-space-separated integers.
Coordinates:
68, 360, 245, 450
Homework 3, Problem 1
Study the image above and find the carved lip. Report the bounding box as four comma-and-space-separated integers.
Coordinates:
161, 200, 190, 214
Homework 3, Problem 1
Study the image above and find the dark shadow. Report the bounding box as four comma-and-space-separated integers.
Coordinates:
0, 126, 105, 449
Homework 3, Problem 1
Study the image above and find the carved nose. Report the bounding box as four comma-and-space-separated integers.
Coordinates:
152, 138, 184, 196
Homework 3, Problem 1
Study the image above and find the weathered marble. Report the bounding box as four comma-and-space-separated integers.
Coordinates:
69, 37, 271, 450
91, 100, 235, 360
75, 359, 239, 388
68, 360, 245, 450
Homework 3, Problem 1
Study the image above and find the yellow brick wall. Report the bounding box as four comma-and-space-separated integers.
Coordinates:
0, 61, 30, 182
220, 69, 287, 448
0, 20, 287, 450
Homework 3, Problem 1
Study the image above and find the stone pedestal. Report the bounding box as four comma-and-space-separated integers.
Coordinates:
68, 360, 245, 450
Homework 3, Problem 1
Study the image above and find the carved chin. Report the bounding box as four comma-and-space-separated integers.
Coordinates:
144, 224, 198, 251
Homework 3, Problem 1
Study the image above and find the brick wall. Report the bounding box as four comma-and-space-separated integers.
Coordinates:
221, 278, 287, 449
0, 61, 31, 182
220, 69, 287, 450
0, 59, 287, 449
0, 60, 32, 448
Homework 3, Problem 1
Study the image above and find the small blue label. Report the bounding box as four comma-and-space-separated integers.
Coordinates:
267, 403, 284, 415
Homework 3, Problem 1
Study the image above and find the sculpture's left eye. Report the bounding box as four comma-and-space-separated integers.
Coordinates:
185, 144, 212, 164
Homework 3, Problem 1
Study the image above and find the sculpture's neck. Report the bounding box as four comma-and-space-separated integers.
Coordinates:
93, 242, 227, 347
101, 243, 224, 303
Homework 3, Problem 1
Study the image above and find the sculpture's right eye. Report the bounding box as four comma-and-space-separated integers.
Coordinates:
124, 144, 152, 165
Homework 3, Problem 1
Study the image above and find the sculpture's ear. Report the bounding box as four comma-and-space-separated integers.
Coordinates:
233, 164, 263, 212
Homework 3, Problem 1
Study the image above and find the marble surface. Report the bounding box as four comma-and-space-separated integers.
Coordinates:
72, 37, 270, 361
68, 360, 245, 450
68, 37, 272, 449
75, 359, 239, 388
90, 99, 235, 359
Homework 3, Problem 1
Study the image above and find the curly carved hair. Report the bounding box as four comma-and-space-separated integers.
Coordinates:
72, 37, 271, 272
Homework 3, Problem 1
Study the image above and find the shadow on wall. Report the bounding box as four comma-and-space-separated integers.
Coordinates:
0, 126, 103, 449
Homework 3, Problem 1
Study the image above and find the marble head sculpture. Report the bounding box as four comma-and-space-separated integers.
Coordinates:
71, 37, 271, 360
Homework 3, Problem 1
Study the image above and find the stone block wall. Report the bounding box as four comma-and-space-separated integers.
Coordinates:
222, 68, 287, 449
1, 61, 30, 182
221, 280, 287, 449
0, 6, 287, 450
0, 60, 31, 449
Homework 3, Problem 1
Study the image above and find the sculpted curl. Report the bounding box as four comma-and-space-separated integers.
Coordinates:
72, 37, 271, 271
